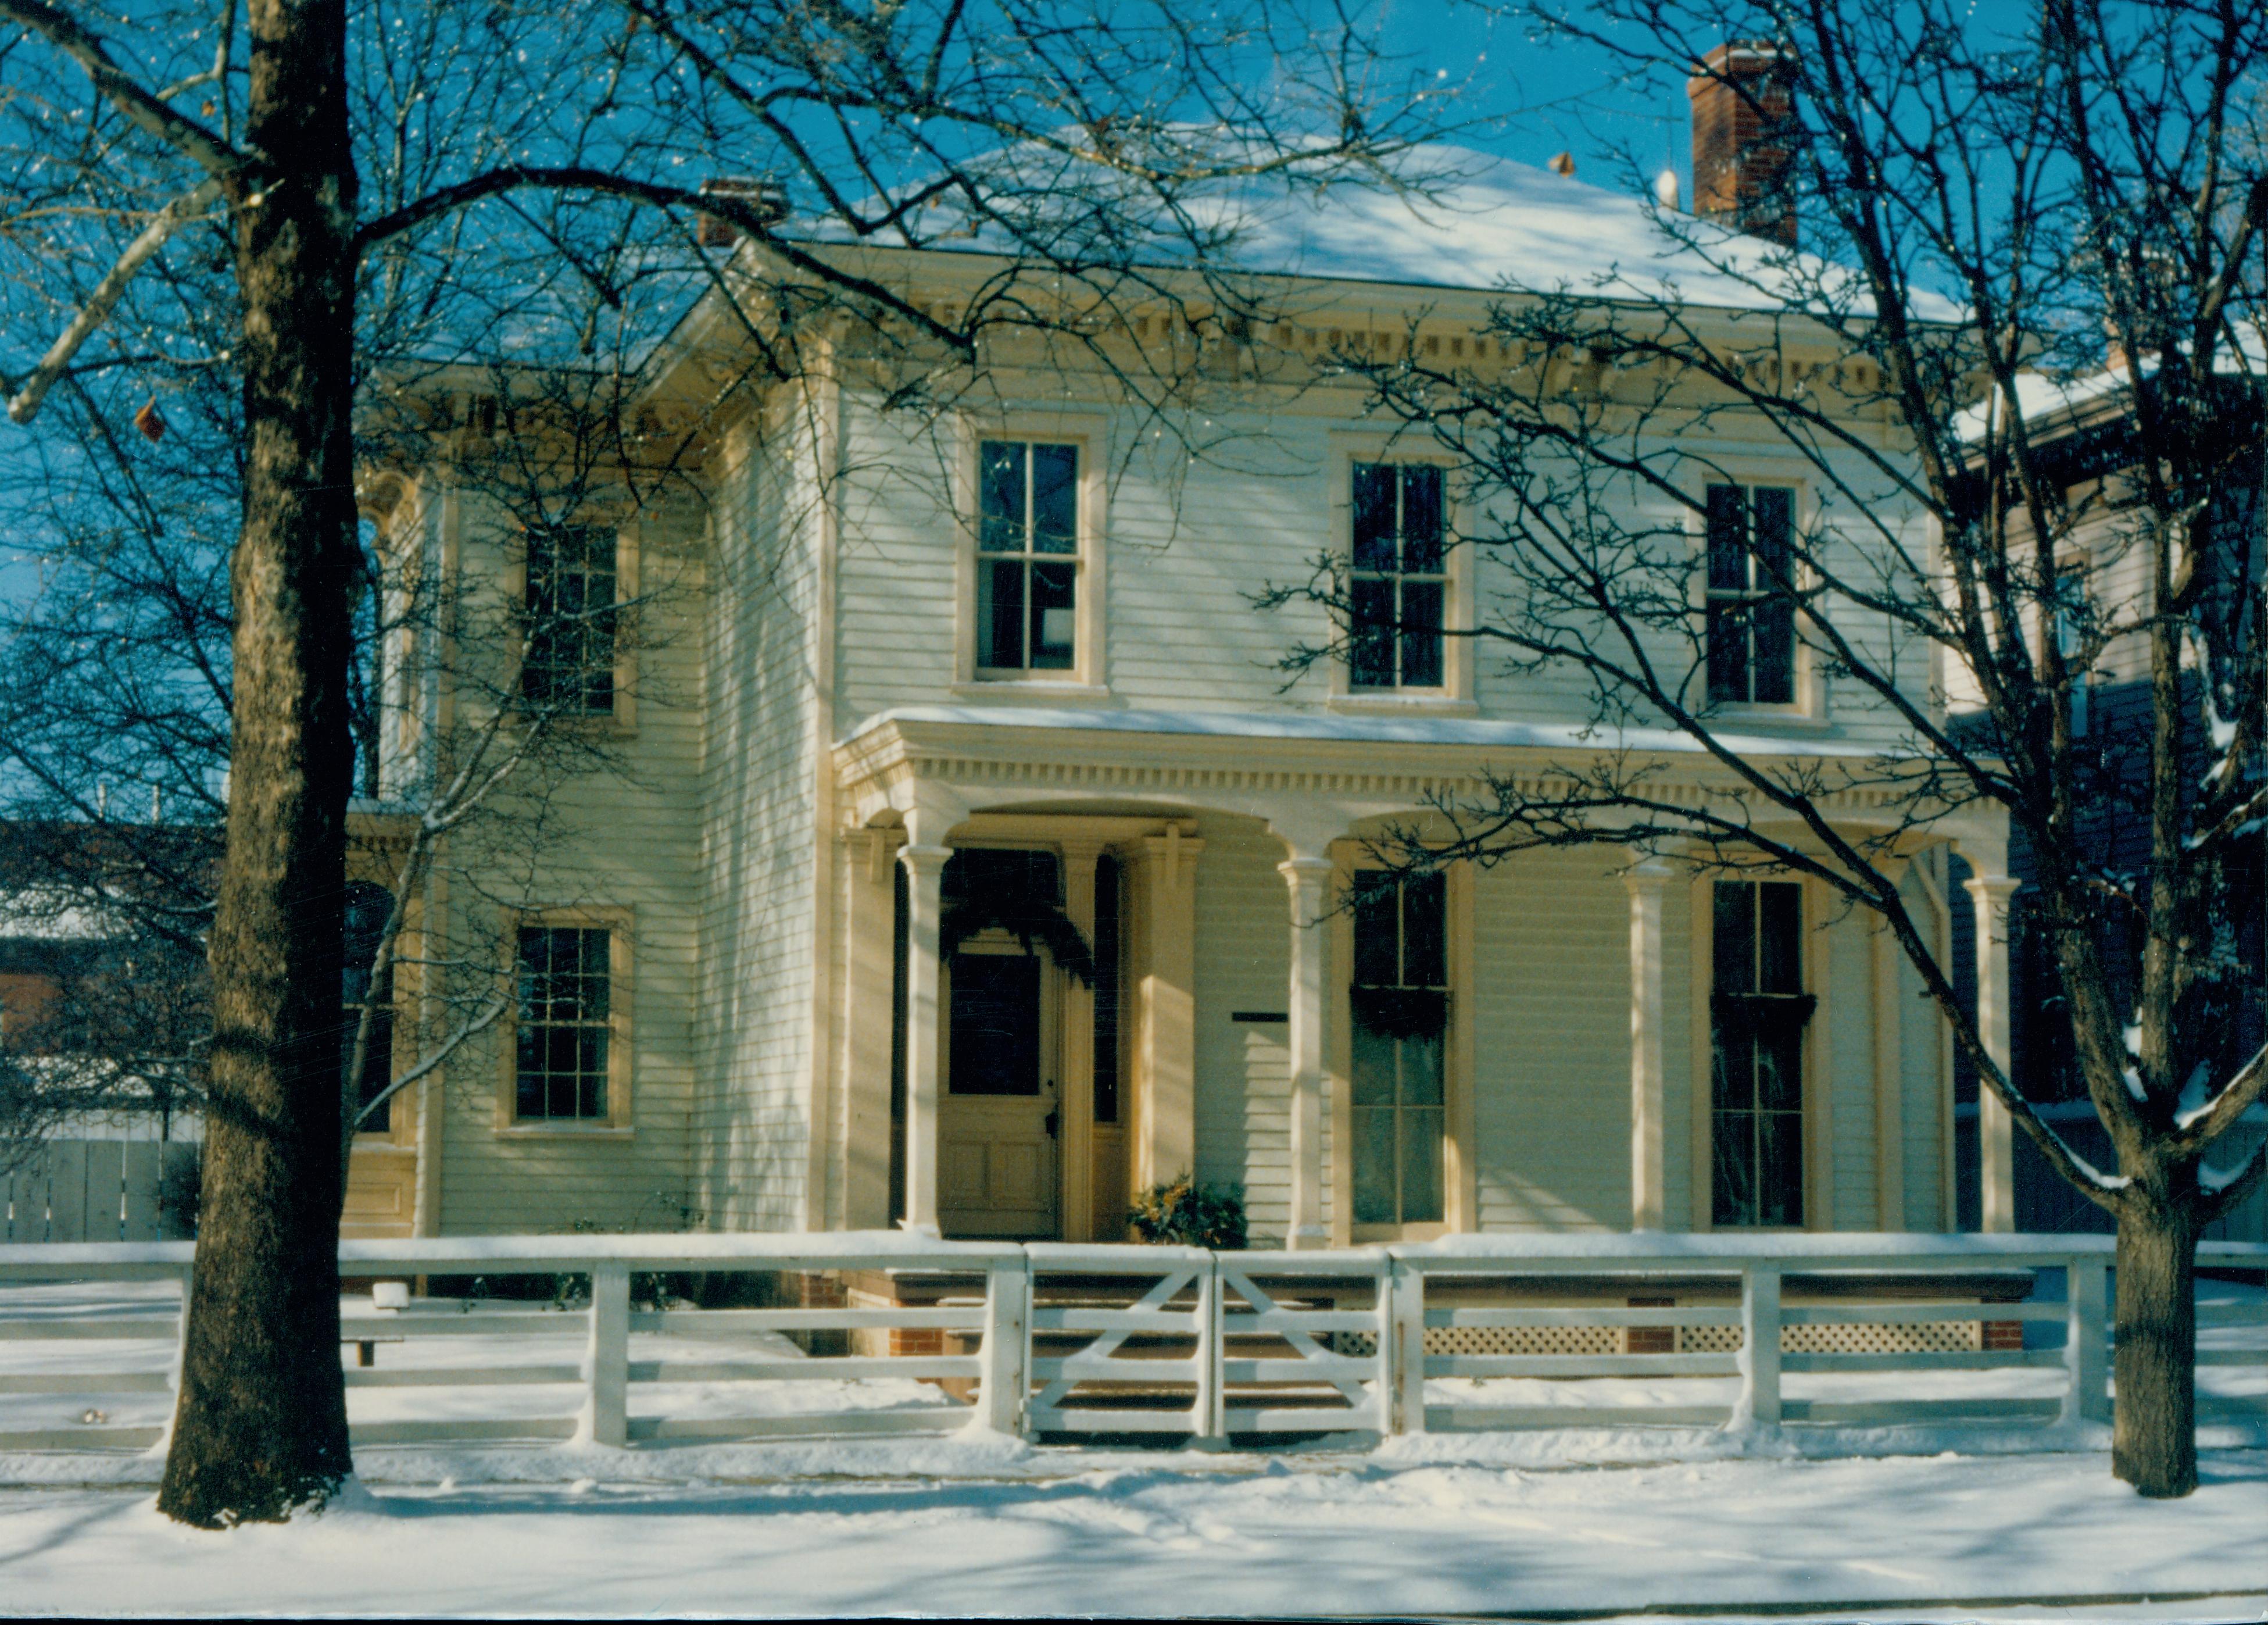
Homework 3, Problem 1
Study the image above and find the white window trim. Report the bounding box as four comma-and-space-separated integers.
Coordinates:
1325, 435, 1476, 715
1689, 473, 1829, 726
952, 413, 1111, 699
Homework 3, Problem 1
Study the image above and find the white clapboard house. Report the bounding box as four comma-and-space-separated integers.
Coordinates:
348, 72, 2017, 1251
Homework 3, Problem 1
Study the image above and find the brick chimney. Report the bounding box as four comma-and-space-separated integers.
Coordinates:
1687, 42, 1798, 246
696, 177, 789, 248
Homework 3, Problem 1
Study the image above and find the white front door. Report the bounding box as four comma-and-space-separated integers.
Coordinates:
938, 936, 1061, 1238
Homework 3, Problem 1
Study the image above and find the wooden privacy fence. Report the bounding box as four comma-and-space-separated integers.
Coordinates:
0, 1233, 2260, 1453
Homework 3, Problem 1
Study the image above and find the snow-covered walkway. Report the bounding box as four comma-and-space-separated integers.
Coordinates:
1, 1447, 2262, 1619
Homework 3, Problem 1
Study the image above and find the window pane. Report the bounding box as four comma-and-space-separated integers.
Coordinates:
1752, 595, 1797, 703
1029, 444, 1078, 554
1350, 1022, 1397, 1106
1029, 561, 1076, 669
1399, 580, 1443, 688
1402, 872, 1446, 988
1712, 1106, 1758, 1227
1706, 485, 1748, 591
1757, 883, 1803, 994
1756, 1018, 1804, 1113
949, 955, 1043, 1095
1353, 1107, 1398, 1224
1758, 1108, 1804, 1226
514, 926, 610, 1120
1400, 1030, 1444, 1106
979, 559, 1025, 667
1707, 601, 1750, 703
1401, 1105, 1444, 1222
1713, 883, 1757, 995
1351, 463, 1396, 570
1348, 578, 1395, 687
978, 442, 1025, 552
1751, 487, 1794, 573
1401, 465, 1444, 572
1351, 880, 1398, 987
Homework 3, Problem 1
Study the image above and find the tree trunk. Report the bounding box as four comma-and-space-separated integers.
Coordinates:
2111, 1192, 2201, 1498
156, 0, 361, 1528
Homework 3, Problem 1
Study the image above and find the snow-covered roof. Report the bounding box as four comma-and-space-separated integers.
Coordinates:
1954, 323, 2266, 442
799, 140, 1959, 321
843, 704, 1888, 760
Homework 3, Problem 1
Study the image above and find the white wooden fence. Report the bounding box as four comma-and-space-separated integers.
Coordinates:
0, 1232, 2260, 1453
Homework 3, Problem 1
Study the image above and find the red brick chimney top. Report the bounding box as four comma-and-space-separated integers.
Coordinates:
1687, 42, 1798, 247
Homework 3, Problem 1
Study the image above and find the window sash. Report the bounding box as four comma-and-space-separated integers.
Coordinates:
1350, 463, 1448, 690
1704, 485, 1797, 705
522, 526, 618, 713
977, 441, 1080, 670
1710, 881, 1805, 1226
1351, 871, 1448, 1225
514, 926, 612, 1121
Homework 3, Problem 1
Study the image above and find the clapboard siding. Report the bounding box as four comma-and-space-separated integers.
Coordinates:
427, 498, 706, 1235
1469, 851, 1633, 1230
1190, 816, 1300, 1241
693, 413, 822, 1232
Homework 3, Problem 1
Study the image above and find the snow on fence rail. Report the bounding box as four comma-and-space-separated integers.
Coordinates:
0, 1233, 2260, 1453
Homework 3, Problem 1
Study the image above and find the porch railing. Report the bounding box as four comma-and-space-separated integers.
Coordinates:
1, 1232, 2260, 1453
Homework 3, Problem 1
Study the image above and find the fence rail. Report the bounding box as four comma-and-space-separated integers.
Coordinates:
0, 1233, 2260, 1453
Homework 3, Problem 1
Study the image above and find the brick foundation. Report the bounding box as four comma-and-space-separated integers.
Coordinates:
1982, 1319, 2024, 1351
1624, 1296, 1676, 1356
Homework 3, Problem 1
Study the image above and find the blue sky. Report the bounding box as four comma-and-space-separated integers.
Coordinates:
1373, 1, 1694, 188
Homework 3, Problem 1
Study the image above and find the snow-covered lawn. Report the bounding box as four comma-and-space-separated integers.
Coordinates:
0, 1446, 2261, 1619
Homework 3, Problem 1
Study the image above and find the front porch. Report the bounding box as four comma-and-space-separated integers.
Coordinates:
825, 707, 2023, 1248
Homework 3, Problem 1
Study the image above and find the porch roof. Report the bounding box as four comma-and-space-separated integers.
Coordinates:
839, 703, 1886, 760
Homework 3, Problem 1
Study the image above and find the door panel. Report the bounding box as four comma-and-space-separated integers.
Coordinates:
938, 938, 1060, 1238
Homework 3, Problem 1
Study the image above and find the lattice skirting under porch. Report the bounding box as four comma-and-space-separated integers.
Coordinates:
1338, 1319, 1988, 1357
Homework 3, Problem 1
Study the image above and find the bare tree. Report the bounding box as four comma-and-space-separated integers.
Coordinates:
1262, 0, 2263, 1498
1, 0, 1453, 1523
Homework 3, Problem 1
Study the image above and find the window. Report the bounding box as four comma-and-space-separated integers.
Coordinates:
1350, 463, 1447, 690
521, 524, 618, 712
514, 926, 613, 1121
977, 441, 1079, 672
1711, 880, 1812, 1227
1705, 484, 1797, 705
1350, 871, 1447, 1226
342, 883, 395, 1134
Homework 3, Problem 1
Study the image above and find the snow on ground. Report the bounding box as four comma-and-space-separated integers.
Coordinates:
2, 1275, 2262, 1616
0, 1448, 2261, 1619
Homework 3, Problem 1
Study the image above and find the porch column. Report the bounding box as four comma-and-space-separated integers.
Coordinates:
1624, 857, 1673, 1231
1871, 860, 1908, 1233
899, 842, 952, 1235
842, 830, 900, 1229
1280, 855, 1335, 1250
1136, 830, 1200, 1195
1057, 838, 1107, 1244
1963, 869, 2020, 1233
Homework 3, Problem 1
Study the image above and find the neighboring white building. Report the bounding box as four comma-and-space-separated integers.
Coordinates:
352, 124, 2015, 1247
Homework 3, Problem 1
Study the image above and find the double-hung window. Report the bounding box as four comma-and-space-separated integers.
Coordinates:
1710, 880, 1811, 1227
1704, 484, 1798, 705
1350, 462, 1447, 690
1350, 871, 1448, 1227
977, 440, 1079, 672
521, 524, 618, 713
514, 925, 613, 1122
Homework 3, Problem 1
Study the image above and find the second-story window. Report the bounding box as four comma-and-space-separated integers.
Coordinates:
1350, 462, 1447, 690
1705, 484, 1798, 705
522, 524, 618, 713
978, 441, 1079, 672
